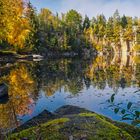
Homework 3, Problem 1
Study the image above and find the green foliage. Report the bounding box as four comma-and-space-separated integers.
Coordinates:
106, 17, 114, 41
97, 14, 106, 39
122, 17, 134, 42
108, 94, 140, 126
37, 8, 93, 54
65, 9, 82, 33
121, 15, 128, 28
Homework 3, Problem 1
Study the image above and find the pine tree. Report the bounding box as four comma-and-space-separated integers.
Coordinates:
25, 1, 40, 53
121, 15, 128, 29
83, 15, 90, 30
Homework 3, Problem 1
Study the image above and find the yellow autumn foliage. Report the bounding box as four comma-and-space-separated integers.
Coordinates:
0, 0, 31, 49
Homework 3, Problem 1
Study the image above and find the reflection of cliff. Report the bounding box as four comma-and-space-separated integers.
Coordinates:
85, 54, 138, 90
111, 53, 133, 69
33, 56, 140, 95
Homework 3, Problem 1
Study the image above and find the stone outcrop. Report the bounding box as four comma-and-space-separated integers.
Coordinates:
8, 105, 140, 140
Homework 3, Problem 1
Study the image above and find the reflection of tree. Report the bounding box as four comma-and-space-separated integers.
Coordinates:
43, 80, 64, 97
65, 78, 84, 95
0, 103, 19, 133
8, 64, 36, 116
1, 55, 140, 133
34, 59, 88, 96
0, 63, 37, 132
85, 55, 137, 91
34, 55, 140, 97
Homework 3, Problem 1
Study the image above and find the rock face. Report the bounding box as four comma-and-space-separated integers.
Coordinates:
0, 83, 8, 98
9, 105, 140, 140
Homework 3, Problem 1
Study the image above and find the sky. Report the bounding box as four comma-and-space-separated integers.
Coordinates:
30, 0, 140, 18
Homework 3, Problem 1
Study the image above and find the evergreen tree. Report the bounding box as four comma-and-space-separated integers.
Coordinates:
83, 15, 90, 30
97, 14, 106, 39
25, 1, 40, 53
106, 17, 114, 42
121, 15, 128, 29
113, 9, 120, 23
65, 9, 82, 34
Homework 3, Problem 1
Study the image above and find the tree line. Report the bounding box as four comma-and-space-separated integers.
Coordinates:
0, 0, 140, 55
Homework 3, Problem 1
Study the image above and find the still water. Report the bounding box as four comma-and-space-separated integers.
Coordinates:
0, 54, 140, 133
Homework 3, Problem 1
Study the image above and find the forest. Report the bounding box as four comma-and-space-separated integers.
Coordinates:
0, 0, 140, 57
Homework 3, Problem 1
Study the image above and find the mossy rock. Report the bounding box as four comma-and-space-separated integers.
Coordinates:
8, 112, 140, 140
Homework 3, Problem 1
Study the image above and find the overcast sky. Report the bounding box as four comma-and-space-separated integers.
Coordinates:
30, 0, 140, 18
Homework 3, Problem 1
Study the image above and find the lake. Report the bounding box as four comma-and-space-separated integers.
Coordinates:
0, 54, 140, 133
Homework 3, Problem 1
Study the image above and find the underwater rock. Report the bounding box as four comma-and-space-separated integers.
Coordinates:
0, 83, 8, 98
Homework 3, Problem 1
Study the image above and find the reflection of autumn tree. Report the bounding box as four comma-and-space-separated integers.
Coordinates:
39, 56, 134, 95
106, 65, 120, 90
43, 80, 64, 97
85, 55, 134, 90
0, 63, 37, 132
121, 66, 133, 86
0, 103, 19, 132
86, 56, 111, 90
8, 64, 36, 116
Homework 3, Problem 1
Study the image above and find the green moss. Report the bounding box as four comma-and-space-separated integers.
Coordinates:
8, 113, 139, 140
112, 122, 140, 140
80, 112, 140, 140
8, 118, 69, 140
79, 113, 134, 140
79, 112, 97, 117
42, 118, 69, 127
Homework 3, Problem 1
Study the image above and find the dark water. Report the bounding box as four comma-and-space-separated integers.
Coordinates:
0, 54, 140, 133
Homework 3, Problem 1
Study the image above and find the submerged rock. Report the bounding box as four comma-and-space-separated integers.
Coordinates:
8, 105, 140, 140
0, 95, 9, 104
0, 83, 8, 98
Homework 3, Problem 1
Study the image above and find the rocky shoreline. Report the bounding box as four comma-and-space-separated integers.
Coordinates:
8, 105, 140, 140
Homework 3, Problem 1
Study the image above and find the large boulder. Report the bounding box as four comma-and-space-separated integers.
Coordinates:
8, 105, 140, 140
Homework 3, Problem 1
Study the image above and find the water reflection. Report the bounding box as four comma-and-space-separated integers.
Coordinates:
0, 63, 37, 133
0, 54, 140, 133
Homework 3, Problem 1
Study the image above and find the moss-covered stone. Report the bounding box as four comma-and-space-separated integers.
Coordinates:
8, 111, 140, 140
8, 118, 69, 140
